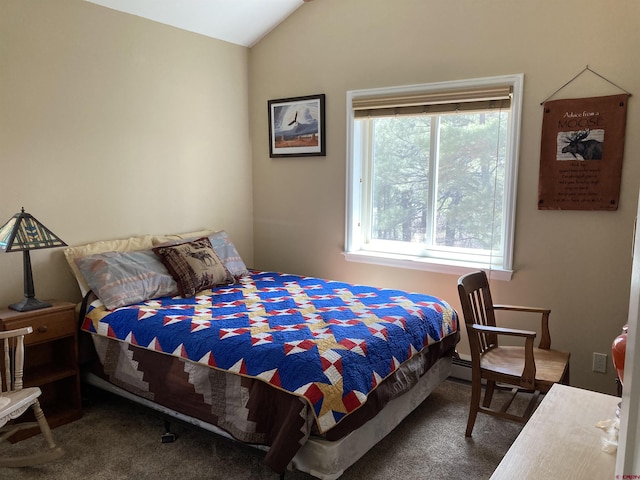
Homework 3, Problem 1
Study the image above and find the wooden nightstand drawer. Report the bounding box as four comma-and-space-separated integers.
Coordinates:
5, 310, 75, 345
0, 301, 76, 344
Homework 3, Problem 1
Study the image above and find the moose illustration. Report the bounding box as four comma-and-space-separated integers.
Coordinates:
561, 129, 603, 160
188, 249, 216, 266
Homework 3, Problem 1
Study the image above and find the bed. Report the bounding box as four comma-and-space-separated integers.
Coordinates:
64, 229, 459, 479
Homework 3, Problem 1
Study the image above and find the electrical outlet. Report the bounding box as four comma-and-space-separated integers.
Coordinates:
593, 352, 608, 373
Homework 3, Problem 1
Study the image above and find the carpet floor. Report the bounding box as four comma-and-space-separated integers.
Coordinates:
0, 379, 529, 479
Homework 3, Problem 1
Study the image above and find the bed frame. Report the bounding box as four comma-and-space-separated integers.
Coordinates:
82, 356, 452, 479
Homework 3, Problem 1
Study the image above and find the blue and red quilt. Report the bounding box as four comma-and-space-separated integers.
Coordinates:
82, 270, 458, 432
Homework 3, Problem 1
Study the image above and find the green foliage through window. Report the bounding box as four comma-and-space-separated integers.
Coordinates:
366, 110, 507, 252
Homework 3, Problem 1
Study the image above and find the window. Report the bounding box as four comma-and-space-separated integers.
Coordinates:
345, 75, 523, 280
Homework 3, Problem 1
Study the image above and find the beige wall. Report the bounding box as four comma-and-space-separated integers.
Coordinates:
250, 0, 640, 394
2, 0, 637, 396
0, 1, 253, 306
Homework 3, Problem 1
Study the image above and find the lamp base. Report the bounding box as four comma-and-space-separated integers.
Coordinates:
9, 297, 52, 312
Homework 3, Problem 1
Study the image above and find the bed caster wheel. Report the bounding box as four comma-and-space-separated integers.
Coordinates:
161, 420, 176, 443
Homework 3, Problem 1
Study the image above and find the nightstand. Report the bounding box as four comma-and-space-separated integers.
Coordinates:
0, 300, 81, 441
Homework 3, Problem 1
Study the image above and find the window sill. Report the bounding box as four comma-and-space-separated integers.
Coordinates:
343, 250, 513, 281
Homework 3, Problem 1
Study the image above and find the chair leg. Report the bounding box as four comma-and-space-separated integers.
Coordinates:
483, 380, 496, 408
32, 400, 57, 450
466, 380, 482, 437
0, 400, 64, 467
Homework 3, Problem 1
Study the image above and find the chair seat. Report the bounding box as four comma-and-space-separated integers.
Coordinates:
481, 346, 570, 389
0, 388, 43, 429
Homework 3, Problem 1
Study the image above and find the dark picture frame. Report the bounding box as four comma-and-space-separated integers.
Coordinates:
268, 94, 325, 157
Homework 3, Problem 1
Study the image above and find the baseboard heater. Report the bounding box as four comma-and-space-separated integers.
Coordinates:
450, 356, 472, 382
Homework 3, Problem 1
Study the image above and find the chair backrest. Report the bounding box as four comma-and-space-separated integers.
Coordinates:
0, 326, 33, 394
457, 271, 498, 360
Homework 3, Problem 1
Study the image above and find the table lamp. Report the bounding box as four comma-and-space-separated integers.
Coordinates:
0, 208, 67, 312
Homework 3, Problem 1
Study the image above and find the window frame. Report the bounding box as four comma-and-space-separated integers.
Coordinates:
344, 74, 524, 281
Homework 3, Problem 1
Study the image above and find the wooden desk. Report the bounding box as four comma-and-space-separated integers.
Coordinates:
491, 383, 619, 479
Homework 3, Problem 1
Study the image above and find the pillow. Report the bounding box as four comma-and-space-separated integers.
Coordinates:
151, 229, 217, 246
207, 231, 250, 278
153, 237, 233, 298
154, 230, 250, 279
74, 249, 179, 310
64, 235, 155, 296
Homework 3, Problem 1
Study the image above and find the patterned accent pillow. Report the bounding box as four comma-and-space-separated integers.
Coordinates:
75, 249, 179, 310
207, 231, 250, 278
153, 237, 233, 298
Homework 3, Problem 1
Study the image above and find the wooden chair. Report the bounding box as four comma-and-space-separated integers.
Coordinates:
0, 326, 64, 467
457, 270, 570, 437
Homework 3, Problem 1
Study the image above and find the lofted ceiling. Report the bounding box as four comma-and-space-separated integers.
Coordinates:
84, 0, 306, 47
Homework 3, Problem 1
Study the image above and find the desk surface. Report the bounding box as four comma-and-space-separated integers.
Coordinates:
490, 383, 619, 480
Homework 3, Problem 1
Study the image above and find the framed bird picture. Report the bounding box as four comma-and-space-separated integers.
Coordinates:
268, 94, 325, 157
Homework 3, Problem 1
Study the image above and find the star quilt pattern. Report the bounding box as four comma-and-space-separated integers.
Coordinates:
81, 271, 458, 432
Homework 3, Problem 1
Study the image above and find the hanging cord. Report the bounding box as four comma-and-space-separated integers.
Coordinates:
540, 65, 632, 105
487, 100, 504, 282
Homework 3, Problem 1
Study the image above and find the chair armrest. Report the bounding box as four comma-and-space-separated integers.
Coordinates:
471, 323, 536, 338
471, 324, 537, 389
493, 304, 550, 314
493, 304, 552, 350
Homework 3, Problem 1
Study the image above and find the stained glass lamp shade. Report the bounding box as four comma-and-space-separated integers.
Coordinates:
0, 208, 67, 312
